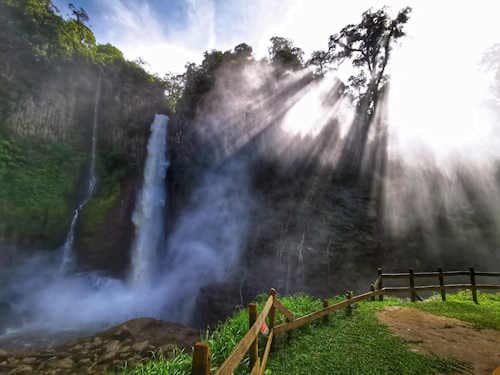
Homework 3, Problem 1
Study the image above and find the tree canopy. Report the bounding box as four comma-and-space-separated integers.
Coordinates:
268, 36, 304, 70
310, 6, 411, 117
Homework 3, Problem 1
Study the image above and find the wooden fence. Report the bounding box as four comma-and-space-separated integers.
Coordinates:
191, 268, 500, 375
372, 267, 500, 303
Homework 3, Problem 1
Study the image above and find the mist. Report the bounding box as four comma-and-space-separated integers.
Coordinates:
2, 2, 500, 350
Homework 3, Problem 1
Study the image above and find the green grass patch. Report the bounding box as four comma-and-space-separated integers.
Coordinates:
408, 290, 500, 330
118, 292, 490, 375
266, 298, 467, 375
120, 351, 192, 375
0, 132, 84, 246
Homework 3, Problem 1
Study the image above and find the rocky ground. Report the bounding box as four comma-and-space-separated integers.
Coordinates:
0, 318, 199, 374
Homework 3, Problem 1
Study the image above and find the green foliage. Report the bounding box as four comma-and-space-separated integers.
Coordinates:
162, 73, 185, 113
266, 298, 468, 375
409, 291, 500, 330
120, 350, 192, 375
78, 151, 131, 239
0, 131, 84, 246
176, 44, 255, 118
97, 43, 125, 65
0, 0, 160, 78
268, 36, 304, 70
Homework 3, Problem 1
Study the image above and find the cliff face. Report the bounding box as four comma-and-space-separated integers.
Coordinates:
4, 64, 164, 166
0, 59, 165, 274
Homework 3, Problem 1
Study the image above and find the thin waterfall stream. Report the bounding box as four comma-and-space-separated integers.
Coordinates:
60, 74, 102, 273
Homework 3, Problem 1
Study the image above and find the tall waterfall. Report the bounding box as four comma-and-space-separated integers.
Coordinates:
129, 114, 169, 287
60, 75, 102, 273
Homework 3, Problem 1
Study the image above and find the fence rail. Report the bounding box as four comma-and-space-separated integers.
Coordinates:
372, 267, 500, 303
191, 268, 500, 375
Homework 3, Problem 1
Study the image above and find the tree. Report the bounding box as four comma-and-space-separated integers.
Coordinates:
163, 72, 185, 113
268, 36, 304, 70
327, 7, 411, 119
68, 3, 88, 24
234, 43, 253, 59
308, 50, 328, 75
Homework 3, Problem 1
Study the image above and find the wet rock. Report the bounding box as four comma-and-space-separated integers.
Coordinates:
8, 365, 33, 374
0, 318, 198, 374
131, 341, 149, 353
55, 357, 73, 369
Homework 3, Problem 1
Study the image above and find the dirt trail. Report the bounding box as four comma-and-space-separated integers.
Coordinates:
377, 306, 500, 375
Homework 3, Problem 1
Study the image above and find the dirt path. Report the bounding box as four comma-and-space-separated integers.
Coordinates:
377, 306, 500, 375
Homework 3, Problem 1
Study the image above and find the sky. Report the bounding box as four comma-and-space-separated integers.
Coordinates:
51, 0, 500, 76
52, 0, 500, 155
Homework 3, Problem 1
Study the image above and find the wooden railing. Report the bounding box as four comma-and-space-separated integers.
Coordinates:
191, 268, 500, 375
191, 288, 382, 375
371, 267, 500, 303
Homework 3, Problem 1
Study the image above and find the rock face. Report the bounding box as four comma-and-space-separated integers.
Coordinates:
0, 318, 199, 374
3, 63, 165, 168
0, 55, 166, 274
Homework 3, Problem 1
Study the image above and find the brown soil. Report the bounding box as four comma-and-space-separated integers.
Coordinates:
377, 306, 500, 375
0, 318, 199, 374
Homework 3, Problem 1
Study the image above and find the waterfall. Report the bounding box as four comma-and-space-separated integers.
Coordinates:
129, 114, 169, 287
60, 74, 102, 273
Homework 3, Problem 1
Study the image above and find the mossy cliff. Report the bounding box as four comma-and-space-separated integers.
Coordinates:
0, 0, 166, 273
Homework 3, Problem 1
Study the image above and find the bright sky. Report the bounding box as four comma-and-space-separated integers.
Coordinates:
53, 0, 500, 156
51, 0, 500, 76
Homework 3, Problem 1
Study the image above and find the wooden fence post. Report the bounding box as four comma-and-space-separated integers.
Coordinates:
322, 299, 329, 323
370, 284, 375, 301
248, 303, 259, 369
469, 267, 478, 304
269, 289, 276, 329
377, 267, 384, 301
438, 268, 446, 302
269, 288, 276, 349
345, 291, 353, 316
191, 342, 210, 375
409, 269, 416, 302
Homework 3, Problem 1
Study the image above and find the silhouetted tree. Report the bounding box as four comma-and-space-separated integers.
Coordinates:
308, 50, 328, 75
163, 72, 185, 113
268, 36, 304, 70
234, 43, 253, 59
328, 7, 411, 120
68, 3, 88, 24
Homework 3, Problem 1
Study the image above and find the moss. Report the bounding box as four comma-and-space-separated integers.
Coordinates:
77, 150, 134, 245
0, 131, 84, 247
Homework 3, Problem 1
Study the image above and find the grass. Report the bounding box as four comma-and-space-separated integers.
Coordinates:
116, 290, 500, 375
0, 131, 84, 247
120, 351, 192, 375
408, 290, 500, 330
265, 297, 467, 375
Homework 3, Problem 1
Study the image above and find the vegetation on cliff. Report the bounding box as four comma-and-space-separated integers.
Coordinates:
0, 129, 84, 247
0, 0, 165, 249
